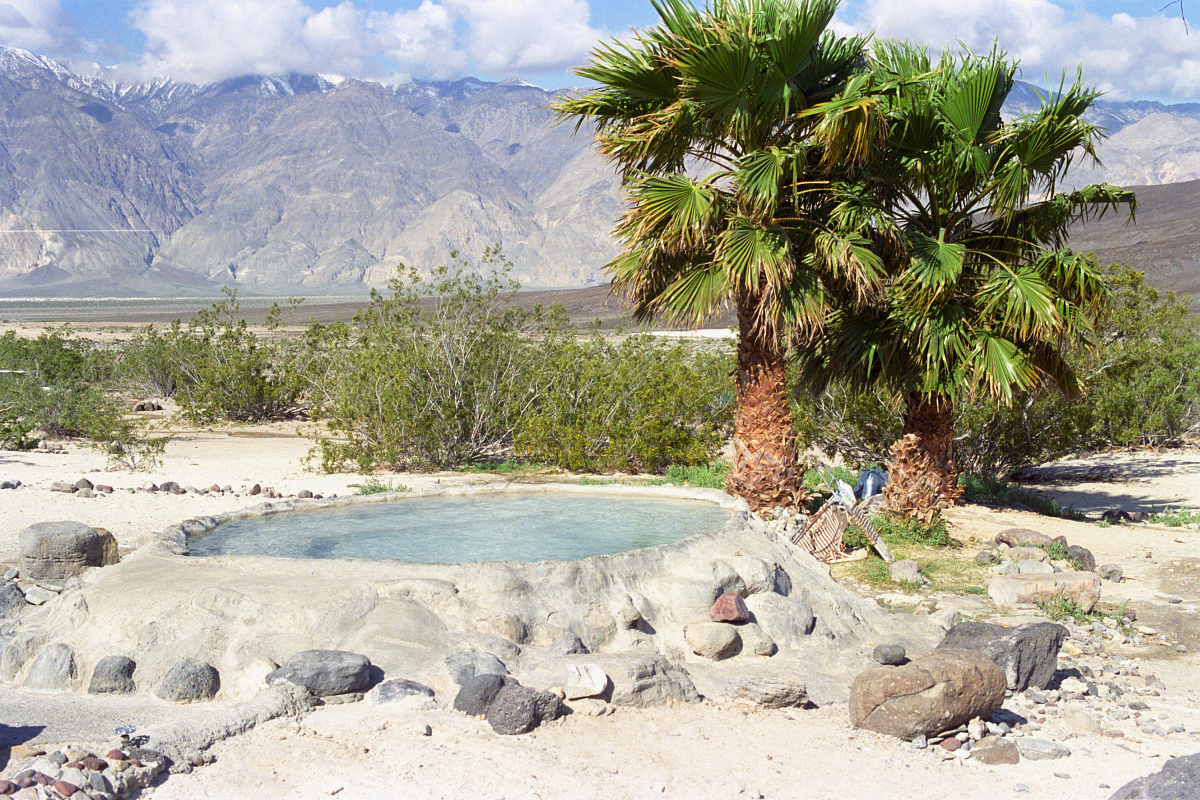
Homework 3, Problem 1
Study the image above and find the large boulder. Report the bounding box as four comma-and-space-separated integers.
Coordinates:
18, 521, 105, 581
938, 621, 1067, 691
484, 683, 566, 735
988, 571, 1101, 612
849, 649, 1007, 739
995, 528, 1053, 547
684, 622, 742, 660
88, 655, 137, 695
454, 673, 511, 716
155, 658, 220, 703
22, 643, 77, 692
445, 651, 508, 686
266, 649, 372, 697
1110, 751, 1200, 799
0, 582, 28, 618
368, 678, 435, 706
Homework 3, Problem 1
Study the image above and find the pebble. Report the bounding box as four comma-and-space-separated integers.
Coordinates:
911, 735, 927, 750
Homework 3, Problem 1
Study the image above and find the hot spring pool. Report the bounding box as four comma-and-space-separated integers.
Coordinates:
187, 492, 732, 564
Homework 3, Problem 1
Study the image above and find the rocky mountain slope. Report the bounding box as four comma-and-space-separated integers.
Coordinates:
0, 45, 1195, 298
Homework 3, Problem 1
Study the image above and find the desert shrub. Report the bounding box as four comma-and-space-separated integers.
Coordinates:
514, 336, 731, 473
0, 326, 114, 386
116, 323, 202, 398
166, 289, 309, 422
310, 249, 568, 472
794, 381, 903, 469
310, 248, 733, 474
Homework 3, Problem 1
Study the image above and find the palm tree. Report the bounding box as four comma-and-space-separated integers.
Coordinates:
553, 0, 891, 512
797, 43, 1136, 520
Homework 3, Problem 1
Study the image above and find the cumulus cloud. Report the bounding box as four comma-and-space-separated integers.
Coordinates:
128, 0, 606, 85
839, 0, 1200, 100
0, 0, 78, 54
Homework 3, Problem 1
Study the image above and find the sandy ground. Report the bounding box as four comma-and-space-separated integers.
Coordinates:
2, 423, 1199, 799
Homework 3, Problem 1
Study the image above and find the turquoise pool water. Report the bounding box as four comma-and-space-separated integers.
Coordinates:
187, 493, 731, 563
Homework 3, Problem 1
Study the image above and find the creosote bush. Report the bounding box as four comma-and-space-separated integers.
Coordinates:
309, 249, 732, 474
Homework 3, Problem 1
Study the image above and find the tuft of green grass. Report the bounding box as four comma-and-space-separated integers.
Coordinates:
348, 478, 411, 495
1041, 541, 1084, 570
1148, 507, 1200, 527
802, 465, 856, 491
1036, 594, 1090, 623
647, 461, 729, 489
960, 473, 1084, 519
456, 460, 548, 475
868, 512, 956, 548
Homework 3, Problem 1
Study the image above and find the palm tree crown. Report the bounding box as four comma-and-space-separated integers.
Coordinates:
554, 0, 889, 511
797, 43, 1136, 518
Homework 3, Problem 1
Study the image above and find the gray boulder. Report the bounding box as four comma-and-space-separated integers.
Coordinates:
1098, 564, 1124, 582
684, 622, 742, 660
23, 643, 77, 692
445, 651, 509, 686
0, 632, 41, 681
1016, 738, 1071, 760
18, 521, 104, 581
156, 658, 220, 702
995, 528, 1053, 547
484, 683, 565, 735
454, 673, 511, 716
88, 655, 137, 695
849, 649, 1007, 739
0, 581, 28, 618
1110, 751, 1200, 799
368, 678, 435, 705
873, 644, 907, 666
266, 649, 372, 697
743, 592, 815, 648
1067, 544, 1097, 572
732, 672, 808, 708
938, 620, 1067, 691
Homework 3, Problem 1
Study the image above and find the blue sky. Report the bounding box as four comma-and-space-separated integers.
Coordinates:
3, 0, 1197, 101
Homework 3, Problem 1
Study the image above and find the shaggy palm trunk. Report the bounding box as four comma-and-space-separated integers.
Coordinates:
725, 299, 807, 513
884, 392, 963, 522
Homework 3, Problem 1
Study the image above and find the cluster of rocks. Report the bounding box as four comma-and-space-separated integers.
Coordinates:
0, 745, 167, 800
973, 527, 1117, 612
852, 617, 1199, 776
129, 400, 162, 412
27, 479, 326, 500
0, 521, 121, 626
0, 480, 20, 490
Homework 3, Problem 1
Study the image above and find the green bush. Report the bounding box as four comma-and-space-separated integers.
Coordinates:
514, 336, 731, 473
309, 247, 732, 474
310, 249, 570, 472
165, 290, 309, 422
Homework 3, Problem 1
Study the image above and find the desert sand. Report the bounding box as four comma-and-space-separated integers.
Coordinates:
1, 416, 1199, 799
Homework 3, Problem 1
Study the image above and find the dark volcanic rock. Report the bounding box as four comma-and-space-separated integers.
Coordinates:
1110, 752, 1200, 799
873, 644, 907, 665
453, 673, 510, 717
156, 658, 220, 702
368, 678, 435, 705
266, 649, 372, 697
1067, 544, 1097, 572
88, 655, 137, 695
0, 581, 28, 618
938, 620, 1067, 691
484, 683, 566, 735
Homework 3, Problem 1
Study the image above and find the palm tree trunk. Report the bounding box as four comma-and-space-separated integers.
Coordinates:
725, 298, 807, 513
884, 391, 963, 521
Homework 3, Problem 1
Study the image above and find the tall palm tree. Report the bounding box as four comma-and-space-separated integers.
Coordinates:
797, 43, 1136, 520
553, 0, 890, 512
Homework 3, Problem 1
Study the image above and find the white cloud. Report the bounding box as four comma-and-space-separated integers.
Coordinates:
0, 0, 78, 54
128, 0, 605, 85
446, 0, 608, 75
839, 0, 1200, 100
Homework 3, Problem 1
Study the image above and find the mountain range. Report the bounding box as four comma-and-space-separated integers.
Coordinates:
0, 45, 1197, 298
